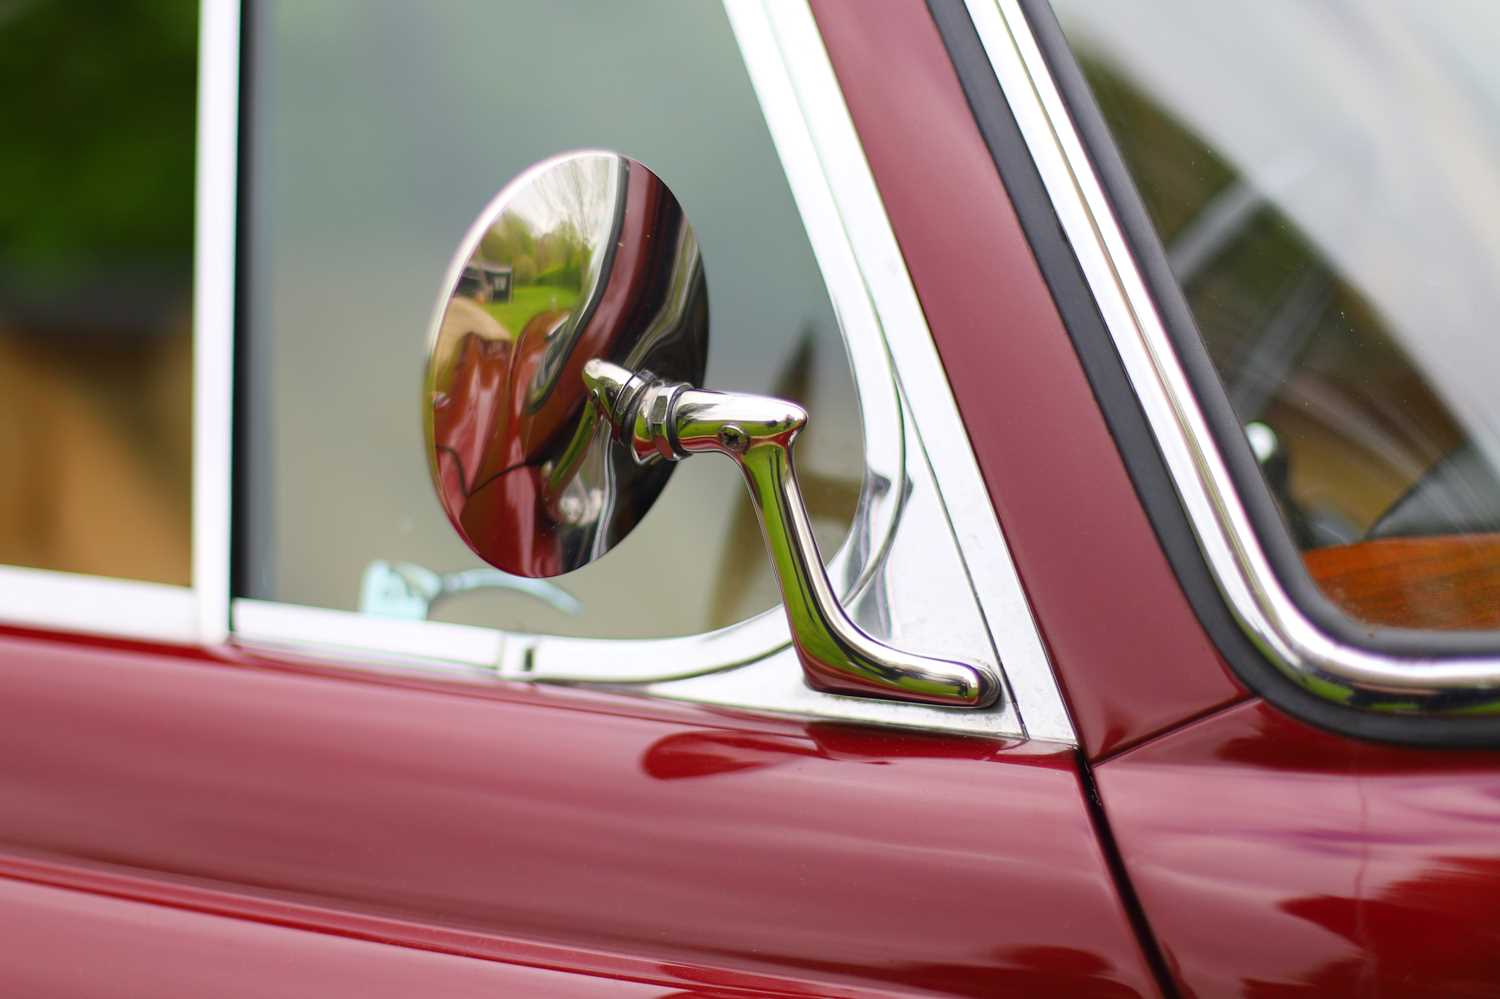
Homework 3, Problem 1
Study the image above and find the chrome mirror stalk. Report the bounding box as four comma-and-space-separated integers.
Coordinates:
584, 359, 1001, 709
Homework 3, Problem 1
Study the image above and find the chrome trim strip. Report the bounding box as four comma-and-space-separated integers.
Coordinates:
0, 567, 196, 644
647, 648, 1024, 739
974, 0, 1500, 711
233, 600, 499, 678
712, 0, 1070, 741
193, 0, 240, 645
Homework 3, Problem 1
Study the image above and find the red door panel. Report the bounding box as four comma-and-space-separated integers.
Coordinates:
0, 630, 1159, 996
1096, 698, 1500, 995
0, 877, 681, 999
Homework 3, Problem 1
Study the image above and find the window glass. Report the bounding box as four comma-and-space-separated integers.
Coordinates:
1054, 1, 1500, 631
240, 2, 863, 639
0, 0, 197, 584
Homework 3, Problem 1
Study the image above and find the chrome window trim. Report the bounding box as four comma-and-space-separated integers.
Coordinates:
0, 567, 197, 644
193, 0, 239, 645
0, 0, 237, 648
225, 0, 1075, 742
721, 0, 1070, 741
971, 0, 1500, 713
233, 599, 500, 680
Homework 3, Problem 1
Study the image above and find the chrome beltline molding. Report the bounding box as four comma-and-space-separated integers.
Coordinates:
972, 0, 1500, 711
0, 567, 196, 644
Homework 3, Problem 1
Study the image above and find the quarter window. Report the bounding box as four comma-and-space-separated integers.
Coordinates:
238, 2, 863, 640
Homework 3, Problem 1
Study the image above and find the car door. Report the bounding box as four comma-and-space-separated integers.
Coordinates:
0, 1, 1166, 995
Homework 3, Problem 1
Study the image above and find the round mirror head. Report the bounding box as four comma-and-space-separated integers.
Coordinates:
424, 151, 708, 578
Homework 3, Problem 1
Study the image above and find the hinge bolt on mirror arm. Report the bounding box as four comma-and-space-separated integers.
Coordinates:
583, 359, 1002, 709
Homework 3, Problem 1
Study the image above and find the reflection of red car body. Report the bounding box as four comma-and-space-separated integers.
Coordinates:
433, 161, 683, 577
431, 314, 568, 577
9, 3, 1500, 997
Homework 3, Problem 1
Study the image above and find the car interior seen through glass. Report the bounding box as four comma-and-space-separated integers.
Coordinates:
1053, 0, 1500, 632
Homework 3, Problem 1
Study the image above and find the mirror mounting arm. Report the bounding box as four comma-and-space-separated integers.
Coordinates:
585, 359, 1001, 709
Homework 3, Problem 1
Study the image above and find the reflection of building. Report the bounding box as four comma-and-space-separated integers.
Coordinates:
459, 262, 512, 303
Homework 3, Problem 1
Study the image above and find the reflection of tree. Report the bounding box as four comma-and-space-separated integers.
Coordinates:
0, 0, 197, 269
532, 158, 607, 280
477, 160, 604, 289
479, 214, 534, 279
479, 212, 592, 288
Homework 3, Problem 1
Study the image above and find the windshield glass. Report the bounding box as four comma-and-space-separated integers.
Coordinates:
1053, 0, 1500, 631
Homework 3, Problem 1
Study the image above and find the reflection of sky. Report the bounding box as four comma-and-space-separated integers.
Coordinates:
500, 154, 616, 245
1056, 1, 1500, 475
241, 2, 862, 636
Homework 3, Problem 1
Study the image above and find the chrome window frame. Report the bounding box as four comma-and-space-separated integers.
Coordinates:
970, 0, 1500, 716
0, 0, 1076, 743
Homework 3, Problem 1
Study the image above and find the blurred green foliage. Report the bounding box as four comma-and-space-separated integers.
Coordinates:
479, 214, 592, 292
0, 0, 198, 269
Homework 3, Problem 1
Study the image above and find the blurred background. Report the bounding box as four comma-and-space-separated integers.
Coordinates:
0, 0, 197, 585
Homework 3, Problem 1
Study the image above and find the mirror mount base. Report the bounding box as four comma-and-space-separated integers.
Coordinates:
584, 359, 1002, 710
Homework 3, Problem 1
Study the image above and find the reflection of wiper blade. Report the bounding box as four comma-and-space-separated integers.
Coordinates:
358, 559, 583, 621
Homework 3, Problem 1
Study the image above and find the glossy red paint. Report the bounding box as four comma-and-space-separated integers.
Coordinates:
0, 630, 1160, 997
0, 878, 682, 999
1097, 698, 1500, 996
808, 0, 1246, 760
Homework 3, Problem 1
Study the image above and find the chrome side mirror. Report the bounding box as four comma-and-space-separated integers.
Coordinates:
424, 151, 998, 709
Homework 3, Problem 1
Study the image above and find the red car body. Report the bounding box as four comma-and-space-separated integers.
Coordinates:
3, 2, 1498, 996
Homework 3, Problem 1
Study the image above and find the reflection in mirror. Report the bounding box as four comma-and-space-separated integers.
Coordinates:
426, 152, 707, 577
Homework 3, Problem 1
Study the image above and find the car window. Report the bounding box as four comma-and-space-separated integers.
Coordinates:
0, 0, 197, 585
1052, 0, 1500, 632
238, 1, 863, 640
